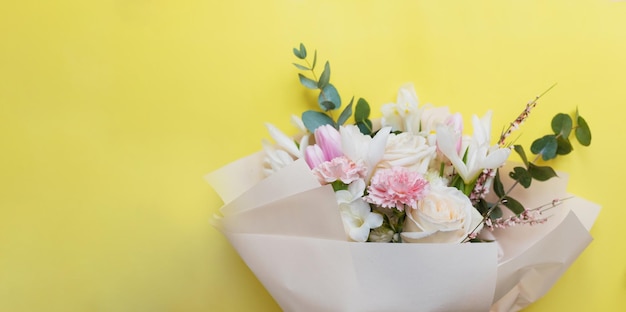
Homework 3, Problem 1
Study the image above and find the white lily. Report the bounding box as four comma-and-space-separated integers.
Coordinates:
340, 125, 392, 181
381, 84, 425, 134
336, 179, 383, 242
263, 121, 310, 174
436, 111, 510, 183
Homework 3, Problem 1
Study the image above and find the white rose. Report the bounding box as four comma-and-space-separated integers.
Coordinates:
420, 106, 451, 135
378, 132, 437, 174
401, 185, 483, 243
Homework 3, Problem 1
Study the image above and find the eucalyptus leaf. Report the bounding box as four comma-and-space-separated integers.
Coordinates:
299, 43, 307, 58
319, 101, 336, 111
509, 166, 532, 188
357, 119, 373, 135
292, 63, 310, 71
575, 115, 592, 146
302, 110, 336, 132
556, 136, 573, 155
355, 98, 370, 122
530, 134, 558, 161
298, 74, 318, 89
503, 196, 525, 215
312, 50, 317, 70
293, 47, 303, 59
528, 163, 558, 181
318, 61, 330, 89
551, 113, 573, 138
318, 84, 341, 111
337, 97, 354, 126
493, 169, 505, 198
513, 145, 529, 167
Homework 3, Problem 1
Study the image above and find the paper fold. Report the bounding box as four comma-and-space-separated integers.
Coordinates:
208, 154, 601, 312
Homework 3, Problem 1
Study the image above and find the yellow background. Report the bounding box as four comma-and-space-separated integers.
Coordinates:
1, 0, 623, 311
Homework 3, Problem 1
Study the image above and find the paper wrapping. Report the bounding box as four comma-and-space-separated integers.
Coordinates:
207, 153, 600, 312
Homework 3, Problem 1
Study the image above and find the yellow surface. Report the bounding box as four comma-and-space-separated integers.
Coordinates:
0, 0, 623, 311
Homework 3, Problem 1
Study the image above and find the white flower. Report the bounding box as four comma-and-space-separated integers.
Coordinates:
436, 111, 510, 183
340, 125, 391, 181
381, 84, 424, 134
262, 122, 310, 174
401, 184, 483, 243
420, 106, 451, 135
378, 132, 436, 174
335, 179, 383, 242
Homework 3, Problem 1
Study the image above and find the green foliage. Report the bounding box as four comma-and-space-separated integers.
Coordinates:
509, 166, 532, 188
575, 110, 591, 146
502, 196, 525, 215
318, 84, 341, 111
489, 107, 592, 222
355, 98, 373, 135
531, 135, 558, 161
302, 110, 336, 132
292, 43, 371, 132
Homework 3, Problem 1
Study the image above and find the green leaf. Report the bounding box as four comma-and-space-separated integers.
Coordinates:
513, 145, 529, 167
556, 136, 573, 155
356, 119, 373, 135
551, 113, 573, 138
292, 63, 310, 71
355, 98, 370, 122
474, 198, 489, 215
299, 43, 307, 58
293, 43, 306, 59
509, 166, 532, 188
301, 110, 336, 132
528, 163, 558, 181
489, 206, 503, 220
317, 61, 330, 89
530, 134, 558, 161
575, 115, 592, 146
337, 97, 354, 126
493, 169, 505, 198
503, 196, 525, 215
298, 74, 317, 89
318, 83, 341, 111
311, 50, 317, 70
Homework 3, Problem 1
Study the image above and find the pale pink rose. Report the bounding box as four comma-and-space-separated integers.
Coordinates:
312, 156, 367, 184
363, 167, 429, 211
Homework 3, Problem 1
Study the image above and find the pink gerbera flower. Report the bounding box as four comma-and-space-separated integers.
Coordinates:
364, 167, 429, 211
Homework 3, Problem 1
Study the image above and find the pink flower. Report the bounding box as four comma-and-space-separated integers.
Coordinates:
304, 125, 343, 169
364, 167, 429, 211
304, 145, 326, 169
312, 156, 367, 184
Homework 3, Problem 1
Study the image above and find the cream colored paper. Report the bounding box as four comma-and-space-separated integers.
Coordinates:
208, 155, 600, 312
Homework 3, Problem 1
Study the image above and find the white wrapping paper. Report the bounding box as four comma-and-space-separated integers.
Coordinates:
207, 154, 600, 312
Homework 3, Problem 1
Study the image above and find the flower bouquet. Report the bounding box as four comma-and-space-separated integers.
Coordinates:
207, 44, 600, 312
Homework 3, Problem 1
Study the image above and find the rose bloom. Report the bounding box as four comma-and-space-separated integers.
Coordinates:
312, 156, 367, 185
401, 184, 483, 243
363, 167, 429, 211
378, 132, 436, 174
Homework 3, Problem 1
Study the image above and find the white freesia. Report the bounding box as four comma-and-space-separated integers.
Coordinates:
378, 132, 436, 174
436, 111, 510, 183
401, 184, 483, 243
340, 125, 391, 181
420, 106, 451, 135
336, 179, 383, 242
381, 84, 424, 134
263, 122, 310, 174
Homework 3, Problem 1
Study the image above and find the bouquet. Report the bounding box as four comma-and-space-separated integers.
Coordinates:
207, 44, 601, 312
